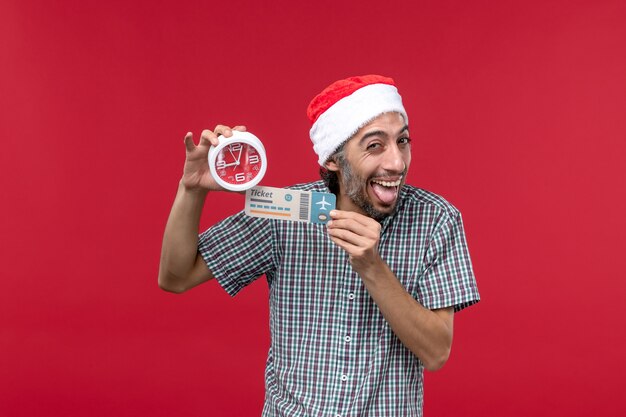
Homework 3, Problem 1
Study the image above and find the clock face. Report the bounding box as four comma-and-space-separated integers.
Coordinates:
214, 142, 264, 185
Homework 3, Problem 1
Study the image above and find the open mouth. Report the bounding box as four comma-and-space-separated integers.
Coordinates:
369, 177, 402, 205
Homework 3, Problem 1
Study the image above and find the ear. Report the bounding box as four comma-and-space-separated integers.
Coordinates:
324, 158, 340, 172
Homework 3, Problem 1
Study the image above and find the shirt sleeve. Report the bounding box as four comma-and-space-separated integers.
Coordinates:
198, 211, 275, 297
418, 212, 480, 312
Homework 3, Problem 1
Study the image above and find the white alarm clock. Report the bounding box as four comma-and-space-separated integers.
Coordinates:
208, 131, 267, 192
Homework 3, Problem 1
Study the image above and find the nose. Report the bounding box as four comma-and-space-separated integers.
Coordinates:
381, 143, 407, 173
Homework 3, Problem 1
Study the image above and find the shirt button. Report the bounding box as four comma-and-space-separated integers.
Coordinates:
344, 335, 351, 343
348, 293, 355, 300
340, 374, 348, 382
336, 414, 342, 417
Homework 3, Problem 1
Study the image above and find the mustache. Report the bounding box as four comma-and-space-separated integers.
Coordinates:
368, 167, 408, 180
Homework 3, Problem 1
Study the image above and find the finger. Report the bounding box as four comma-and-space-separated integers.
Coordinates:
327, 219, 377, 240
328, 233, 361, 256
330, 210, 376, 228
213, 124, 233, 138
328, 216, 381, 239
184, 132, 195, 152
329, 209, 371, 225
232, 125, 247, 132
200, 129, 219, 147
327, 226, 371, 247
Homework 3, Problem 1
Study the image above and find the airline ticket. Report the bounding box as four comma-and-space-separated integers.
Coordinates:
244, 186, 336, 224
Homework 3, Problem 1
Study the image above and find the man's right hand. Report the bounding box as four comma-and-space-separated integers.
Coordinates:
181, 125, 247, 192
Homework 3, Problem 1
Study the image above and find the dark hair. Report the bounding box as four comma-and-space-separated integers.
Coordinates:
320, 168, 339, 195
319, 143, 346, 195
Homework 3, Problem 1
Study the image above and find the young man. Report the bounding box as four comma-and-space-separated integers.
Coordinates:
159, 75, 480, 416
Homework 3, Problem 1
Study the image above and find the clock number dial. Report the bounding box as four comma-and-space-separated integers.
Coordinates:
208, 131, 267, 191
215, 142, 265, 185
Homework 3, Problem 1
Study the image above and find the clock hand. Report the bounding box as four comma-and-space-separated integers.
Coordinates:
227, 147, 237, 161
236, 146, 243, 165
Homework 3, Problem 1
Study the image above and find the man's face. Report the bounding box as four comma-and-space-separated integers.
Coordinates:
327, 112, 411, 220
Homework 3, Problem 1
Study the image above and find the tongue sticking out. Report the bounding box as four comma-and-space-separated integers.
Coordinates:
371, 182, 398, 205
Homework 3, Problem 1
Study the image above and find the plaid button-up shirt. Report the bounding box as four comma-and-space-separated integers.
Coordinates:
199, 181, 479, 417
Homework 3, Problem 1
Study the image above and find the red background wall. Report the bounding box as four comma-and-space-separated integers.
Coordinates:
1, 1, 625, 416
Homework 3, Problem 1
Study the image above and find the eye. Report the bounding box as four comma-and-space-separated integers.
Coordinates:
366, 142, 382, 150
398, 137, 411, 145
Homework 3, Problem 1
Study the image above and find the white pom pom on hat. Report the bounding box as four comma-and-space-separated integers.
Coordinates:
307, 74, 408, 166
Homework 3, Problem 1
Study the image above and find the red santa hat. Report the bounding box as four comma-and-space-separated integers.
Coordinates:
307, 74, 408, 166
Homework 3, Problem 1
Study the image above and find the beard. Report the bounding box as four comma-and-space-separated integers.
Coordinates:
338, 158, 403, 222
